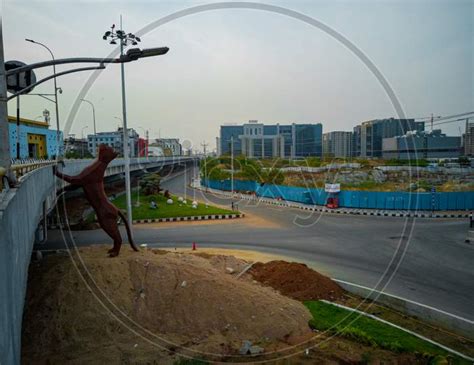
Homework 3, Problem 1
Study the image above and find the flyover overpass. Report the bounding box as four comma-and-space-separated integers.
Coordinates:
0, 156, 196, 365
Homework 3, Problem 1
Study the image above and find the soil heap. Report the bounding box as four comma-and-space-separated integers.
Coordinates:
249, 261, 345, 301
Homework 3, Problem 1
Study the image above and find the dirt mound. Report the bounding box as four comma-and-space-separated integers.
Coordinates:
22, 247, 312, 363
249, 261, 345, 301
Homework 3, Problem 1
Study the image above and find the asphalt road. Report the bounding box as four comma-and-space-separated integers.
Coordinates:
44, 167, 474, 320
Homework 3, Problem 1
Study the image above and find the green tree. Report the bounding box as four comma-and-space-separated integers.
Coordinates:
139, 173, 162, 195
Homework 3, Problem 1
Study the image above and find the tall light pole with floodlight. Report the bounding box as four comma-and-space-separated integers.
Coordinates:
25, 39, 62, 158
103, 16, 142, 233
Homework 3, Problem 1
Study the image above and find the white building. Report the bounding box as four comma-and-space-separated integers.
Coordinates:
150, 138, 182, 156
323, 131, 353, 158
87, 127, 139, 157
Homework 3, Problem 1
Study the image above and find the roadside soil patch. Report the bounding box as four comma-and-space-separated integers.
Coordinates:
249, 260, 345, 301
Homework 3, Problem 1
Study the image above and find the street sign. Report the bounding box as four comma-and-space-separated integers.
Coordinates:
5, 60, 37, 94
325, 183, 341, 193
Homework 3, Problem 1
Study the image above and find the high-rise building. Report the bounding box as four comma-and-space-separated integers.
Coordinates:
353, 118, 424, 158
323, 131, 353, 158
382, 130, 461, 159
219, 121, 322, 158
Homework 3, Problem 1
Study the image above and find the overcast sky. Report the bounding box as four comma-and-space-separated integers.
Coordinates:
3, 0, 473, 152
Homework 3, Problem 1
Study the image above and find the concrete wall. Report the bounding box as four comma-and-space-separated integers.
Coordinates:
0, 166, 55, 364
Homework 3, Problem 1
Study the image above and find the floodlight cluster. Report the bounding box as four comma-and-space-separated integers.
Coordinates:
102, 24, 141, 46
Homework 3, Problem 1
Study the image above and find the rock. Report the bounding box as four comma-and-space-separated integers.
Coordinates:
239, 340, 252, 355
180, 281, 187, 288
239, 340, 264, 355
226, 267, 235, 274
167, 199, 173, 205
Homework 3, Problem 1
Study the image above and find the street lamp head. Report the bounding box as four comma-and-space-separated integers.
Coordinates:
25, 38, 35, 43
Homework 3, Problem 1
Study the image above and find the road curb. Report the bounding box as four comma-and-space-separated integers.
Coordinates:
132, 213, 244, 224
196, 187, 470, 219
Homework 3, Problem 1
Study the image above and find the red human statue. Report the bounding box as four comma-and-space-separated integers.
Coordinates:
54, 144, 139, 257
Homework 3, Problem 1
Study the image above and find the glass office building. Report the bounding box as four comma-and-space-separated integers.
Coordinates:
353, 118, 425, 158
219, 121, 323, 158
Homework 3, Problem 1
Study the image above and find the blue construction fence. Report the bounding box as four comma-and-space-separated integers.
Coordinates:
202, 179, 474, 211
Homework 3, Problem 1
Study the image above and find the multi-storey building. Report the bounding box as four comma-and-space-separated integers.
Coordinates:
87, 128, 139, 157
463, 120, 474, 156
353, 118, 424, 158
150, 138, 182, 156
322, 131, 353, 158
64, 136, 88, 157
219, 120, 322, 158
7, 115, 63, 159
382, 130, 462, 159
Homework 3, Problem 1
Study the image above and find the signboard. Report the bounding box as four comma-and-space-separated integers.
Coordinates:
325, 183, 341, 193
5, 60, 37, 94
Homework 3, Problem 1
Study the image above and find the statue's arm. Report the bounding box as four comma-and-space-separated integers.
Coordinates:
53, 165, 82, 185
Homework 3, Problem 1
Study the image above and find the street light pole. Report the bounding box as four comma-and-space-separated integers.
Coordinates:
0, 22, 12, 184
80, 99, 96, 154
25, 39, 61, 158
81, 126, 88, 158
231, 136, 234, 194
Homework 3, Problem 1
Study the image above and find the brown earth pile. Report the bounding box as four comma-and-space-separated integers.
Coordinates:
22, 247, 313, 363
249, 261, 345, 301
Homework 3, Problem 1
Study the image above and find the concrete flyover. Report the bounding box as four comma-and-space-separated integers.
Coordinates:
0, 156, 195, 365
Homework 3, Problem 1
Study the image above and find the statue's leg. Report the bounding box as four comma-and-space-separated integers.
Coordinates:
100, 218, 123, 257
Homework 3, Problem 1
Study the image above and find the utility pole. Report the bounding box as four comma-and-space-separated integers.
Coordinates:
0, 19, 14, 187
16, 96, 20, 159
231, 136, 234, 194
145, 129, 149, 157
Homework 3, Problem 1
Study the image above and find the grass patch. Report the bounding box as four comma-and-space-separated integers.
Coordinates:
304, 301, 469, 364
111, 191, 236, 220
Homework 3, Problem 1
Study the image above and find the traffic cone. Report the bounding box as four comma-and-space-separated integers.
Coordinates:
192, 242, 197, 251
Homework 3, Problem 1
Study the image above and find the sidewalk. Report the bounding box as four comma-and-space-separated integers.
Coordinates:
193, 182, 470, 219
